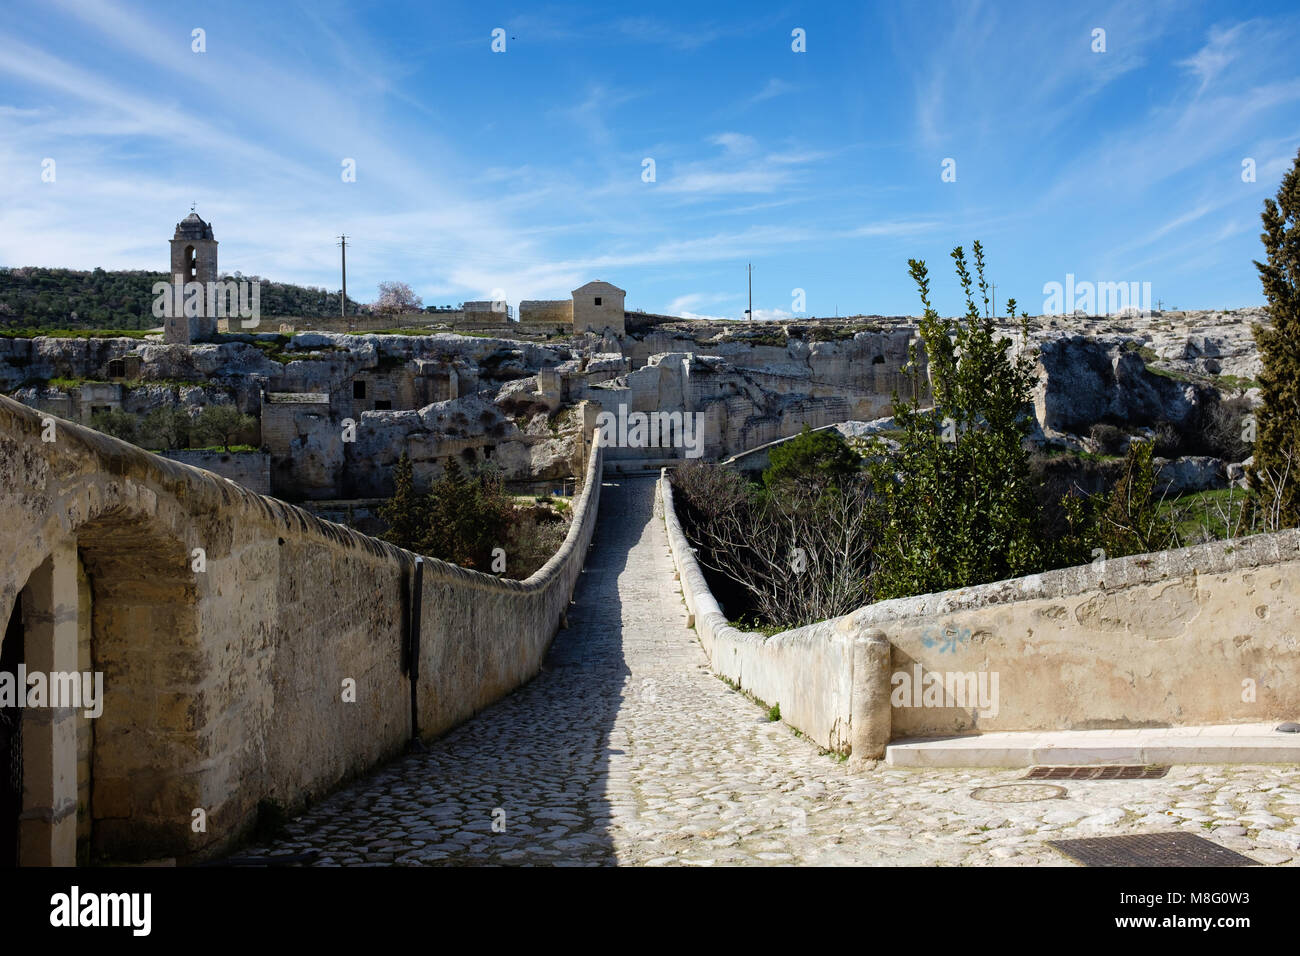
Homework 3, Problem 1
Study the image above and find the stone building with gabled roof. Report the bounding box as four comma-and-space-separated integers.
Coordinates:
517, 280, 627, 335
571, 280, 625, 335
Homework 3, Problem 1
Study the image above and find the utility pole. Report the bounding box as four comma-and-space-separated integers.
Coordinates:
338, 235, 348, 318
991, 283, 997, 319
747, 262, 753, 321
1156, 298, 1164, 312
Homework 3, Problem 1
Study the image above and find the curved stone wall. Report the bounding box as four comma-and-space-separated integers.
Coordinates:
0, 394, 602, 862
661, 469, 1300, 761
659, 473, 859, 754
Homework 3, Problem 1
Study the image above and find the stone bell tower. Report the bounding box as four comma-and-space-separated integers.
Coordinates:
165, 209, 219, 344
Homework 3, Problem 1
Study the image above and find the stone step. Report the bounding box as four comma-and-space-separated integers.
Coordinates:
885, 722, 1300, 768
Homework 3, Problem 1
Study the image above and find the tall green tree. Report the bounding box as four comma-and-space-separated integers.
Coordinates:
378, 454, 432, 554
90, 408, 138, 443
869, 241, 1042, 599
424, 459, 514, 569
379, 455, 516, 571
140, 404, 193, 450
1248, 147, 1300, 527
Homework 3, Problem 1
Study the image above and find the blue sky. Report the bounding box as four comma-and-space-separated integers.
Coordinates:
1, 0, 1298, 319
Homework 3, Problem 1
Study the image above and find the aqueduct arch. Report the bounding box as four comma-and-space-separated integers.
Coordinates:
0, 464, 202, 863
78, 513, 200, 862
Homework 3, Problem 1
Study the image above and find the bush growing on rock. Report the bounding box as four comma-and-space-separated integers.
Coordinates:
1201, 394, 1255, 462
1151, 421, 1183, 459
1088, 423, 1127, 456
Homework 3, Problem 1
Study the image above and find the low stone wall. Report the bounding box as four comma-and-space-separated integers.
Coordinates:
265, 312, 508, 334
660, 469, 1300, 762
852, 532, 1300, 739
0, 394, 602, 863
659, 474, 871, 756
520, 300, 573, 325
161, 449, 271, 494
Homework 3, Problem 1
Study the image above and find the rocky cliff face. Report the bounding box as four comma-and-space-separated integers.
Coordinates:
1031, 335, 1213, 432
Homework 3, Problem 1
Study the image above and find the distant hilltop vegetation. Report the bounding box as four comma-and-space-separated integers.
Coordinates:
0, 266, 365, 333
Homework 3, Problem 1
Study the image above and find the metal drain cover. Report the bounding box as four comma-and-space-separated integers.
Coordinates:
1049, 832, 1259, 867
1026, 765, 1169, 780
970, 783, 1067, 803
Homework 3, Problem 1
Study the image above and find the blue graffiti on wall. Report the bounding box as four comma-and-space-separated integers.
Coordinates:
920, 624, 971, 654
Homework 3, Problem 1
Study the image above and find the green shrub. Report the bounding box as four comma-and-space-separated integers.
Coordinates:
89, 408, 138, 442
379, 455, 516, 572
191, 404, 256, 452
763, 425, 860, 494
868, 242, 1042, 599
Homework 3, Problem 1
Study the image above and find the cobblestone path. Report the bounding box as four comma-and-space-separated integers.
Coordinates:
242, 477, 1300, 866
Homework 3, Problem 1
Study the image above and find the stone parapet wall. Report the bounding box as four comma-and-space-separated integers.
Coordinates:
848, 529, 1300, 738
0, 394, 602, 863
660, 470, 1300, 762
658, 474, 862, 755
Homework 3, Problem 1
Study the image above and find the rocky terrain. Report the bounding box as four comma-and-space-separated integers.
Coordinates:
0, 307, 1269, 504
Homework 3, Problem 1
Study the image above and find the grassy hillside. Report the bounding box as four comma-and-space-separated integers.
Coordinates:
0, 266, 366, 333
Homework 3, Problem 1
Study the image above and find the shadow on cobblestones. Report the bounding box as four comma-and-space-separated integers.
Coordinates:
233, 477, 638, 866
228, 477, 1300, 868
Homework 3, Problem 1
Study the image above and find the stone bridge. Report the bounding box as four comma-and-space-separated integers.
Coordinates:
3, 392, 1300, 867
0, 393, 600, 865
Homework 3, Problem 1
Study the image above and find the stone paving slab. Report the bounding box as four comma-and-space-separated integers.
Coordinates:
888, 723, 1300, 768
238, 477, 1300, 867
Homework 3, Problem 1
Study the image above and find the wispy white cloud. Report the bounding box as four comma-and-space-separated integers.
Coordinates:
657, 134, 829, 196
614, 16, 730, 51
709, 132, 758, 154
748, 78, 796, 106
660, 167, 797, 195
556, 84, 644, 149
1178, 21, 1250, 94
